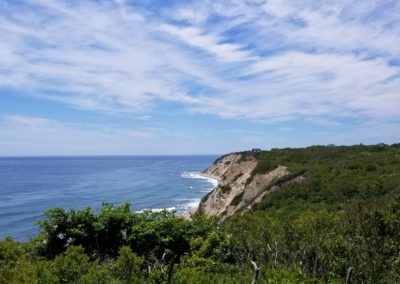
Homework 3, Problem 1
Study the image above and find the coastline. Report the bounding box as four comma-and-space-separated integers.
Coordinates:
182, 172, 219, 219
199, 172, 220, 184
126, 171, 220, 218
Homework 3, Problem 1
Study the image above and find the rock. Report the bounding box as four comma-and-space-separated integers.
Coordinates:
198, 152, 302, 219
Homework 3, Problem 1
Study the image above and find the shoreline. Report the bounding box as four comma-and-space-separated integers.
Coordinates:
182, 172, 219, 219
119, 172, 219, 219
198, 172, 220, 184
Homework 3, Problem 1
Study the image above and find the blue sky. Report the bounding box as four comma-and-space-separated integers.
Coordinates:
0, 0, 399, 155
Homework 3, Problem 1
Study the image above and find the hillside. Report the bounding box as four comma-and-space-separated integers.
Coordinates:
199, 152, 295, 219
199, 144, 400, 219
1, 144, 400, 283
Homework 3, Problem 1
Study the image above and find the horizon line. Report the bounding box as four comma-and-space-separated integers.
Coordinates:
0, 154, 223, 158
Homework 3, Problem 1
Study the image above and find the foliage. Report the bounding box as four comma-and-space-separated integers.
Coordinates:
1, 144, 400, 283
220, 184, 232, 193
111, 246, 144, 283
230, 192, 245, 206
39, 245, 92, 283
254, 144, 400, 210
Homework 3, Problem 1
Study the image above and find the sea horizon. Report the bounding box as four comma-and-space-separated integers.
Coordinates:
0, 154, 222, 158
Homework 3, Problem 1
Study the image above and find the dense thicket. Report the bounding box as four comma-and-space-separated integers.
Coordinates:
253, 143, 400, 209
1, 205, 300, 283
1, 144, 399, 283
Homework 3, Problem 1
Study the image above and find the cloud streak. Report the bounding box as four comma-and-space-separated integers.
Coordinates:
0, 114, 159, 155
0, 0, 399, 128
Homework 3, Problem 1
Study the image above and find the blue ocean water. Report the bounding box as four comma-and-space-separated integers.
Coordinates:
0, 155, 218, 241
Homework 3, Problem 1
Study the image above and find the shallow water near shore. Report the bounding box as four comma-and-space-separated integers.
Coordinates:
0, 155, 218, 241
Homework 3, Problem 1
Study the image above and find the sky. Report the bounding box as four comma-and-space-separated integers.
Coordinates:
0, 0, 399, 156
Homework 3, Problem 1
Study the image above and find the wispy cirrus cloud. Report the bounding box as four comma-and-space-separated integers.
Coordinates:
2, 114, 156, 139
0, 114, 159, 155
3, 114, 56, 128
0, 0, 399, 129
160, 24, 252, 62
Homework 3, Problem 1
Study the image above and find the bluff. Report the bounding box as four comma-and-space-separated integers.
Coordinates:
198, 152, 303, 219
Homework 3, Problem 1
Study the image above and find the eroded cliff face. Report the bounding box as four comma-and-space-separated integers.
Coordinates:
198, 153, 298, 220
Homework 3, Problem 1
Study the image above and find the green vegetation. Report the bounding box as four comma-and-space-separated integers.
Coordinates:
220, 184, 232, 193
230, 192, 245, 206
1, 144, 400, 283
254, 144, 400, 210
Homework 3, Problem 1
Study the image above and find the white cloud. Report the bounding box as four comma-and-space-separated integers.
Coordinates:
0, 0, 399, 130
3, 115, 55, 128
160, 24, 251, 62
0, 114, 159, 155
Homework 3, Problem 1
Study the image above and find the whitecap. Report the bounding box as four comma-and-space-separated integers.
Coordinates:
181, 172, 218, 188
175, 199, 200, 212
136, 207, 176, 213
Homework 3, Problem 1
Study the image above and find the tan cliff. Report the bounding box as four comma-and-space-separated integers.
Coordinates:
198, 152, 302, 220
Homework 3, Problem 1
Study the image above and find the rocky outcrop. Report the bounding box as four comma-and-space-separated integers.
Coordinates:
198, 152, 302, 220
200, 153, 257, 217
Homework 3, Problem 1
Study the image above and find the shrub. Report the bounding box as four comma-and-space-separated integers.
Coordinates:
230, 192, 244, 206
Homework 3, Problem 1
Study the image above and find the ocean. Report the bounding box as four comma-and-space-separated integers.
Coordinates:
0, 155, 218, 241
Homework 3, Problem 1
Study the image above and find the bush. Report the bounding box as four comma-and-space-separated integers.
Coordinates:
112, 246, 144, 283
39, 246, 92, 283
230, 192, 244, 206
2, 144, 400, 283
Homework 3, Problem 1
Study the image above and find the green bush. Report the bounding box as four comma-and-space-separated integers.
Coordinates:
39, 246, 92, 283
1, 144, 400, 283
230, 192, 244, 206
112, 246, 144, 283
